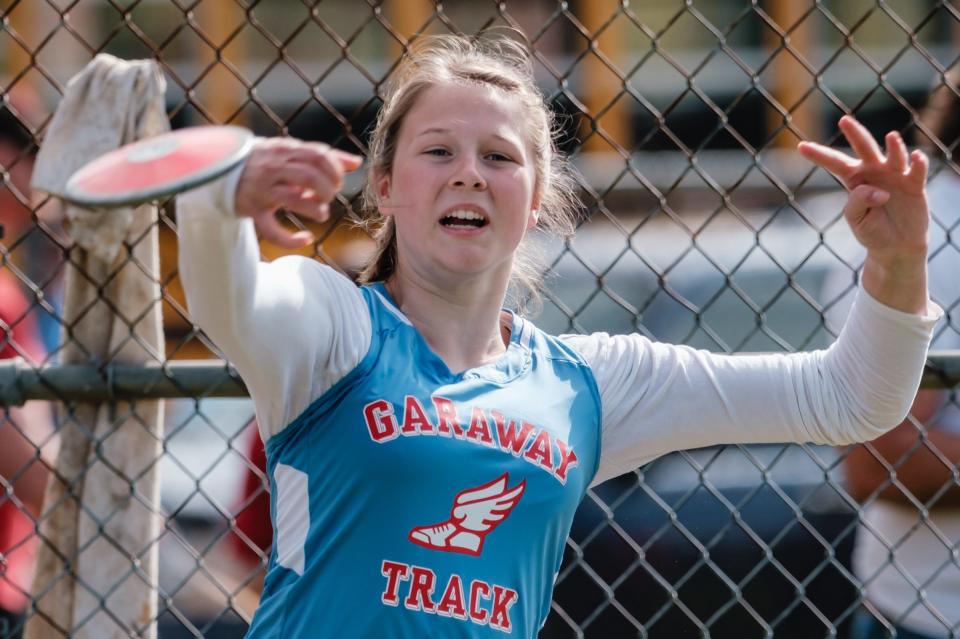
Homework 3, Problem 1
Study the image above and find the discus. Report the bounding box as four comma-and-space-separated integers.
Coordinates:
63, 125, 255, 208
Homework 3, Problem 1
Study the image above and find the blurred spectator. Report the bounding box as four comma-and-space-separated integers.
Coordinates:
0, 105, 53, 639
820, 71, 960, 639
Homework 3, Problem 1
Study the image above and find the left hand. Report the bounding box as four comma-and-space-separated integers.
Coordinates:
798, 115, 929, 265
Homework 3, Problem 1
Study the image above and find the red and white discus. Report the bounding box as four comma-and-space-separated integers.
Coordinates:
63, 125, 254, 208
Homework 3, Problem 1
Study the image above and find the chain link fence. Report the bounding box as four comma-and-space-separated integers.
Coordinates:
1, 0, 959, 637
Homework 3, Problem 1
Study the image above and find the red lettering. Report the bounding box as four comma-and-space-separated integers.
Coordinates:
493, 411, 534, 456
555, 438, 579, 484
380, 561, 520, 631
380, 560, 410, 606
465, 406, 494, 446
436, 573, 467, 619
365, 399, 574, 485
523, 429, 553, 471
489, 585, 519, 632
404, 566, 437, 612
469, 580, 491, 625
401, 395, 434, 435
433, 396, 464, 438
364, 400, 398, 442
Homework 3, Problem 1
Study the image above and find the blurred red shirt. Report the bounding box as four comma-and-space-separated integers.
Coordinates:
0, 271, 44, 613
231, 422, 272, 568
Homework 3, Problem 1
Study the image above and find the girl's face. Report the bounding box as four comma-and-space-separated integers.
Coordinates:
377, 81, 540, 287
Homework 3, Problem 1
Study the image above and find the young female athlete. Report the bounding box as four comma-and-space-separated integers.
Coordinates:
178, 36, 939, 638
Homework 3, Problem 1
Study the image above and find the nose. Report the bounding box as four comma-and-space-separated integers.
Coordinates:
449, 156, 487, 190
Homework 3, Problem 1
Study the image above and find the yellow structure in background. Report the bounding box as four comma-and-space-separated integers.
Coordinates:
574, 0, 632, 154
2, 0, 36, 98
764, 0, 820, 149
386, 0, 433, 59
194, 0, 247, 125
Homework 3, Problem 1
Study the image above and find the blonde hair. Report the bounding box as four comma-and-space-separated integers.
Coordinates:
358, 34, 580, 312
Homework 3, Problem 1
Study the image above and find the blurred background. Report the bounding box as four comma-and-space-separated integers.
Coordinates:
1, 0, 959, 637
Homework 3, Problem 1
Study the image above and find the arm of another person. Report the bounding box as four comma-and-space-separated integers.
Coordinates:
844, 390, 960, 506
177, 138, 370, 437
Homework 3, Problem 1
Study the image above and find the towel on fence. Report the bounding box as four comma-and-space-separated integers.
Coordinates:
31, 53, 168, 263
25, 54, 167, 639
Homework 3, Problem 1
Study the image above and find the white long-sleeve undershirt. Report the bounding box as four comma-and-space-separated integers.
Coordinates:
177, 168, 941, 486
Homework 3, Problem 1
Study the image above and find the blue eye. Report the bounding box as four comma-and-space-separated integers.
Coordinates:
487, 153, 512, 162
426, 148, 450, 156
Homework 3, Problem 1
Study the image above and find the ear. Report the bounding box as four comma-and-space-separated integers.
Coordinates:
526, 209, 540, 231
526, 190, 542, 230
375, 170, 393, 216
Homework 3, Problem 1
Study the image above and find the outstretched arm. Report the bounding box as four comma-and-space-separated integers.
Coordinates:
572, 118, 940, 485
799, 115, 930, 315
177, 138, 371, 439
801, 119, 958, 504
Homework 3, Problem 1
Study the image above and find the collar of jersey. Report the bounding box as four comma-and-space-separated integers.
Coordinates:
369, 281, 532, 384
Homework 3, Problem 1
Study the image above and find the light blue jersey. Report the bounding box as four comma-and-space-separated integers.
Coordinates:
245, 282, 602, 638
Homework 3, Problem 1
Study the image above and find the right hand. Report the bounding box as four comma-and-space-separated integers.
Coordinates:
235, 137, 363, 248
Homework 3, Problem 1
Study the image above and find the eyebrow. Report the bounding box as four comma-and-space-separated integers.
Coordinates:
415, 127, 452, 138
414, 127, 521, 147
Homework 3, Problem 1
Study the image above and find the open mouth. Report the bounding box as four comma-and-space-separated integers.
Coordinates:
440, 209, 488, 229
